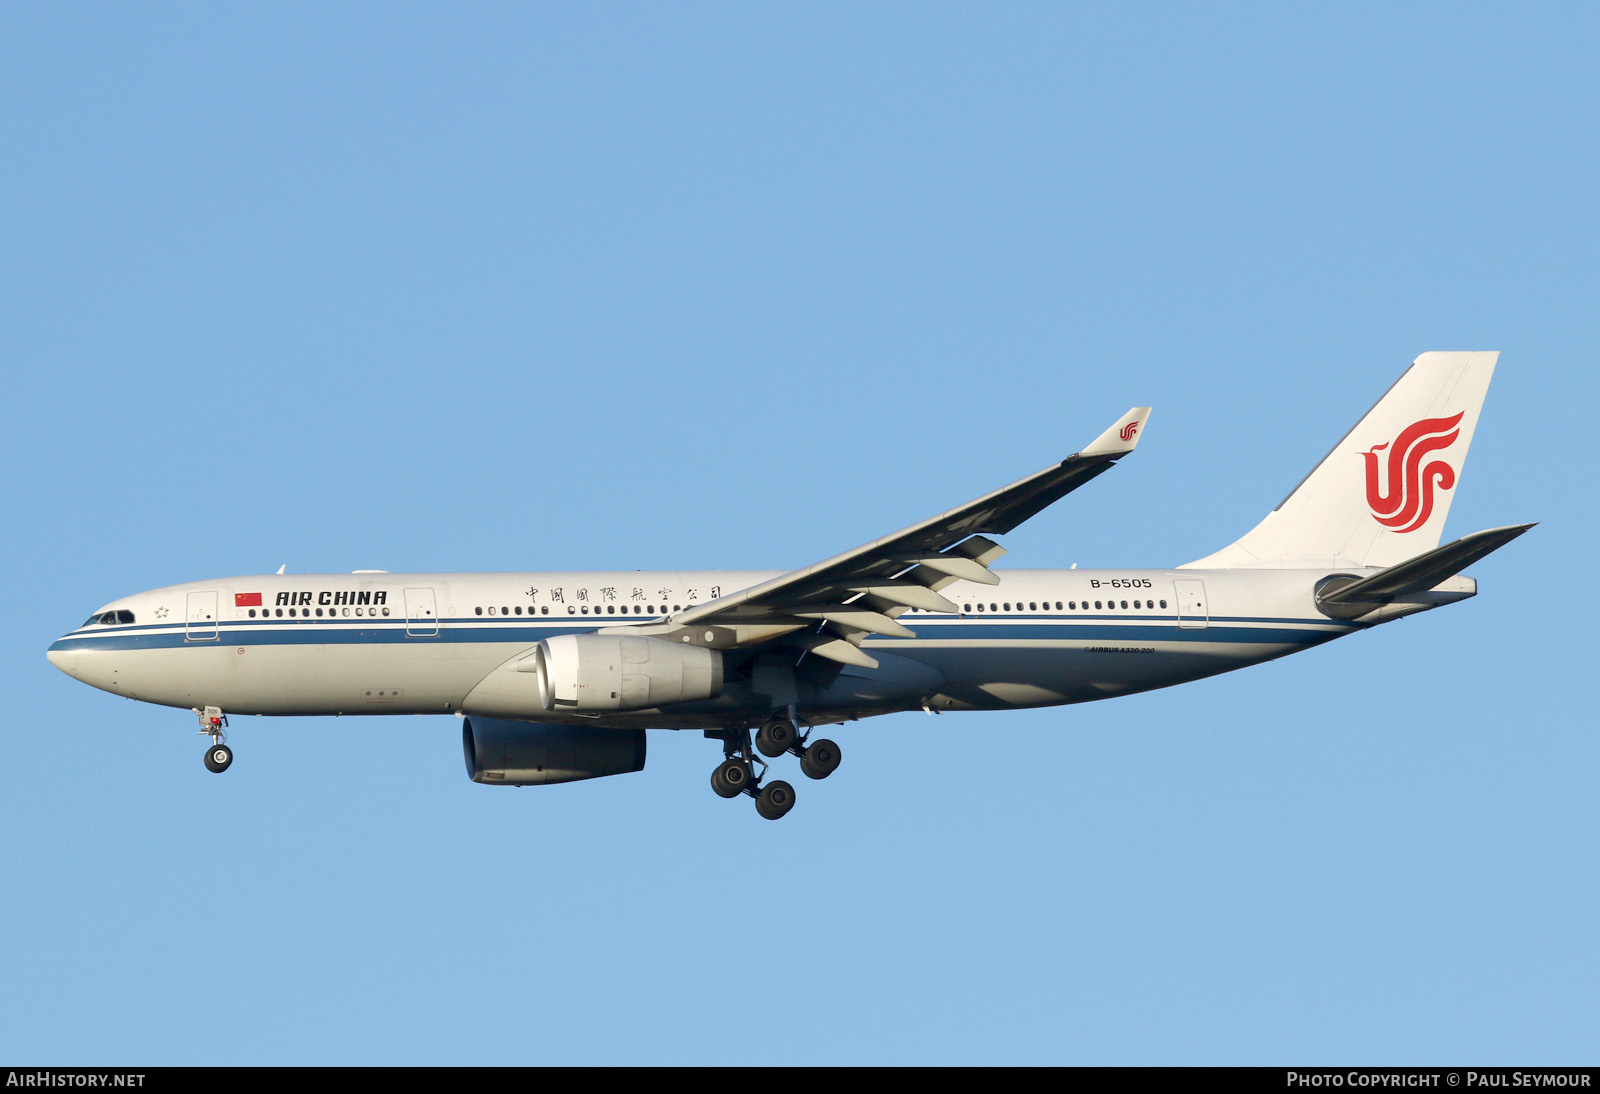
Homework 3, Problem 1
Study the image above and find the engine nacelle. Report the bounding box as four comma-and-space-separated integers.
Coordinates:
530, 633, 723, 712
462, 716, 646, 786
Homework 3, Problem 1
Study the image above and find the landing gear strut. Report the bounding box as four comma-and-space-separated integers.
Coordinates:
774, 712, 843, 782
196, 706, 232, 774
706, 713, 844, 819
706, 724, 796, 820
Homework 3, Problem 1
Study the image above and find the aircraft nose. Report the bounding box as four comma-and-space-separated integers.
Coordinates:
47, 642, 78, 678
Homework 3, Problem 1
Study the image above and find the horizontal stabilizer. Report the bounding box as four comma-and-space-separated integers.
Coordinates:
1315, 523, 1534, 619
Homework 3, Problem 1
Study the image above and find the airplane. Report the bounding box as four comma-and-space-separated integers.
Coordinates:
47, 351, 1530, 819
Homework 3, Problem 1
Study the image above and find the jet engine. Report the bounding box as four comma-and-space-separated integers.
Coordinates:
462, 716, 646, 786
530, 633, 723, 712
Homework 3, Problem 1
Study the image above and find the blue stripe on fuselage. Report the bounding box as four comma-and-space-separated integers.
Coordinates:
50, 616, 1354, 653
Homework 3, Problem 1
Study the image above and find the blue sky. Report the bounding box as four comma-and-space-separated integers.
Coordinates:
2, 4, 1595, 1064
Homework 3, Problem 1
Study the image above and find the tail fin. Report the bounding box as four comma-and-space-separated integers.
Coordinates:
1183, 351, 1499, 570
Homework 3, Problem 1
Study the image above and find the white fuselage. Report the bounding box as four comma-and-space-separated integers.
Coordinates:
46, 565, 1419, 731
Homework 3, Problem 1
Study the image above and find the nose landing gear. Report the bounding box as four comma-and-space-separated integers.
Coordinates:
195, 706, 232, 774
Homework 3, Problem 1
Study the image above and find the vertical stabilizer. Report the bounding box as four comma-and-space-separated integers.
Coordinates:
1182, 351, 1499, 570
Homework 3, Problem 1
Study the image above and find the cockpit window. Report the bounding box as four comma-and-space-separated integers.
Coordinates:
84, 610, 135, 626
84, 614, 102, 626
117, 610, 135, 624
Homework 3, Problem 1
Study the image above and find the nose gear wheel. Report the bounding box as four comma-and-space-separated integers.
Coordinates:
194, 707, 233, 774
204, 744, 234, 773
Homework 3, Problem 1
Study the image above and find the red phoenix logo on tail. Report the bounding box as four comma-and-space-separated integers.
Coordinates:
1119, 420, 1140, 442
1361, 412, 1463, 533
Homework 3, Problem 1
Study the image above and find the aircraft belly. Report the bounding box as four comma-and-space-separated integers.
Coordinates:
75, 645, 237, 711
892, 638, 1301, 710
228, 641, 507, 715
802, 651, 947, 716
82, 640, 520, 717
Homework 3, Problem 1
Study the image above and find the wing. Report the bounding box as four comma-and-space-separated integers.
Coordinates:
637, 407, 1151, 669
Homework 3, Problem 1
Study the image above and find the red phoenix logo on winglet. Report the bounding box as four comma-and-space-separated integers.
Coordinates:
1361, 412, 1463, 533
1119, 421, 1140, 442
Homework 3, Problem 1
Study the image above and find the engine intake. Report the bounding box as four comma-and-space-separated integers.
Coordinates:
528, 633, 723, 712
462, 716, 646, 786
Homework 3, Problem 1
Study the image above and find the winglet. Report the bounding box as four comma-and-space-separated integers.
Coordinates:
1079, 407, 1152, 458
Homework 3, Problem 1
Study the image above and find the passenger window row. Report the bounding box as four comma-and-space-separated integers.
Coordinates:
225, 598, 1172, 623
958, 599, 1168, 614
238, 603, 701, 621
474, 604, 679, 617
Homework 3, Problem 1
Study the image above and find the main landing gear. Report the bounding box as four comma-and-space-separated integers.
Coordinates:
708, 713, 842, 820
196, 707, 232, 773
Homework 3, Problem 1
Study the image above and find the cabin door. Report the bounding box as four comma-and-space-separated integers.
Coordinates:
404, 587, 439, 637
185, 591, 219, 642
1173, 579, 1209, 630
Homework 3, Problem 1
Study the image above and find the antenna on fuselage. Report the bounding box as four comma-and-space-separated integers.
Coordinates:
276, 564, 286, 575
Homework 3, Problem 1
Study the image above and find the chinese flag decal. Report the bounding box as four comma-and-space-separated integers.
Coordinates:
235, 593, 263, 607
